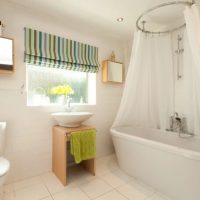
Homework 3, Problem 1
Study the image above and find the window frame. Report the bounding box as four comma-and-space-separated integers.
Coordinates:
26, 64, 96, 107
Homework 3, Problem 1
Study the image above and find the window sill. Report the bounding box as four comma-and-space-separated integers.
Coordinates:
27, 103, 96, 107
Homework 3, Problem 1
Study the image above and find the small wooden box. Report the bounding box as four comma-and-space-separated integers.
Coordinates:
102, 60, 123, 83
0, 37, 14, 74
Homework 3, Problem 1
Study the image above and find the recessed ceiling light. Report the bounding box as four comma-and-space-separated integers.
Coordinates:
117, 17, 124, 22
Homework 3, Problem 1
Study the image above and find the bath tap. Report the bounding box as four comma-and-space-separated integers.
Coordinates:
173, 112, 185, 134
168, 112, 181, 132
175, 116, 182, 133
167, 113, 194, 138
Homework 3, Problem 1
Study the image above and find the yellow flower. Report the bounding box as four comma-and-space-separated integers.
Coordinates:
49, 87, 58, 95
62, 84, 74, 95
56, 86, 64, 95
49, 84, 74, 95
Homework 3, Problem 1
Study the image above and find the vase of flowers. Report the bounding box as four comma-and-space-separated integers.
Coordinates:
49, 83, 74, 104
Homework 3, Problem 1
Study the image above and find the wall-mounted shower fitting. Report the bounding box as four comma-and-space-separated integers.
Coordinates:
175, 35, 184, 80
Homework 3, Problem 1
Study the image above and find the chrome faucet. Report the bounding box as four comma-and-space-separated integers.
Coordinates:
64, 97, 73, 112
174, 114, 182, 133
167, 112, 194, 138
167, 112, 183, 133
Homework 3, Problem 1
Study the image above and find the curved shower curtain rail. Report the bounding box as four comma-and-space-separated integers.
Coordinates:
136, 1, 194, 34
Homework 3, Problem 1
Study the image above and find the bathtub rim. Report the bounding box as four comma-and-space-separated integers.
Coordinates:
111, 126, 200, 161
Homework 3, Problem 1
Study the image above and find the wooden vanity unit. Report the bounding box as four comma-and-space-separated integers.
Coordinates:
52, 125, 96, 186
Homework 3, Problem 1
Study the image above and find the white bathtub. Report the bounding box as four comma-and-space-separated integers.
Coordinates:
111, 126, 200, 200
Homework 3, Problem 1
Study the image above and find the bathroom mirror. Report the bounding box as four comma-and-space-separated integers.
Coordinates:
102, 60, 123, 83
0, 37, 14, 73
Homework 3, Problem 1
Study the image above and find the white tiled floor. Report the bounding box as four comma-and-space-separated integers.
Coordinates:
0, 154, 172, 200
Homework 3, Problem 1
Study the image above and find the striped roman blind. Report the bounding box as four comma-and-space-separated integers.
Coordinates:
24, 28, 99, 73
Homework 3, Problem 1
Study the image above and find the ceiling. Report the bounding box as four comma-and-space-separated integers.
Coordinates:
5, 0, 196, 41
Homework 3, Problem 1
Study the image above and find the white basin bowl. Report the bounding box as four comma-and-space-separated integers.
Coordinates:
51, 112, 93, 127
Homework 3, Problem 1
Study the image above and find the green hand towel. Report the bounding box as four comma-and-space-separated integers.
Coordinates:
70, 129, 96, 164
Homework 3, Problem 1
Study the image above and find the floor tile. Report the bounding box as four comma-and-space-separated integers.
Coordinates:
80, 178, 112, 199
53, 186, 89, 200
0, 184, 14, 195
147, 192, 172, 200
40, 172, 66, 195
14, 183, 49, 200
3, 184, 14, 194
67, 165, 96, 186
0, 154, 172, 200
13, 176, 42, 191
95, 190, 128, 200
101, 169, 132, 188
96, 154, 119, 176
116, 179, 155, 200
1, 183, 49, 200
2, 192, 16, 200
39, 196, 53, 200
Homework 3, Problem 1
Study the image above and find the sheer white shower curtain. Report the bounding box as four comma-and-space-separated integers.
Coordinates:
112, 4, 200, 135
113, 32, 174, 129
183, 4, 200, 135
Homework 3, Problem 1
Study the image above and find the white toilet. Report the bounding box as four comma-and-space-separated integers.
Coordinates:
0, 122, 10, 186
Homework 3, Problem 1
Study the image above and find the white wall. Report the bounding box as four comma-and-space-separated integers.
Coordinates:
0, 1, 127, 183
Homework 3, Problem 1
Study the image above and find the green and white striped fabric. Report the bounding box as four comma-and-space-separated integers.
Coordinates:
24, 28, 99, 73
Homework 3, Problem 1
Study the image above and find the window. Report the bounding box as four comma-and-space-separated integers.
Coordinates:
27, 65, 96, 106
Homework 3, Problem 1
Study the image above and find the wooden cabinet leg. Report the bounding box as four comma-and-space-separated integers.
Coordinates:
52, 127, 67, 186
80, 158, 96, 175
